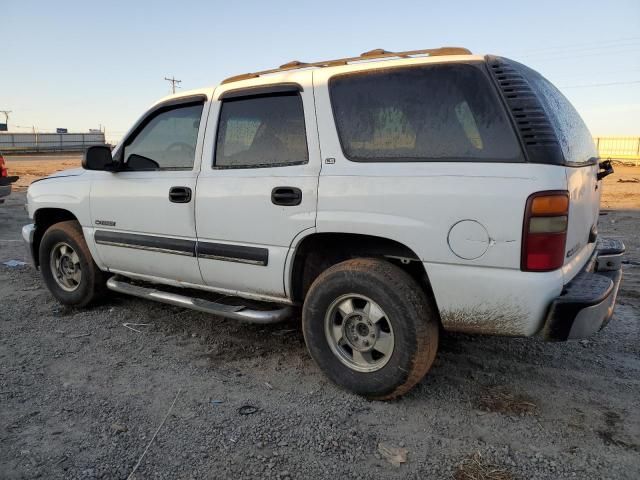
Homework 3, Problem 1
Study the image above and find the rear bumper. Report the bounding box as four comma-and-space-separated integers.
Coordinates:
542, 238, 624, 341
0, 176, 18, 202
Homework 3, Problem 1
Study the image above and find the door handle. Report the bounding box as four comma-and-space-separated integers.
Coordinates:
271, 187, 302, 206
169, 186, 192, 203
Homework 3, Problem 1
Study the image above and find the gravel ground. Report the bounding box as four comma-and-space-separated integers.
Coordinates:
1, 171, 639, 479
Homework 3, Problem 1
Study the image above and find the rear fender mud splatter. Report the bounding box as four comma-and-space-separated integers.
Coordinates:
440, 302, 530, 336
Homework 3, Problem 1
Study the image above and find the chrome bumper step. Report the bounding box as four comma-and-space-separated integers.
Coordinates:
106, 276, 293, 324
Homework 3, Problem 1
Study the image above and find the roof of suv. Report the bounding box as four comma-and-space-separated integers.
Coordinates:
153, 47, 485, 108
221, 47, 473, 85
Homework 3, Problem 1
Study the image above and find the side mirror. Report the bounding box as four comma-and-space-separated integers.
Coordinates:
83, 145, 115, 171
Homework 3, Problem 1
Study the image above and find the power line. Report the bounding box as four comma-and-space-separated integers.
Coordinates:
164, 76, 182, 94
516, 46, 640, 63
506, 36, 640, 56
549, 67, 640, 81
519, 41, 640, 58
561, 80, 640, 89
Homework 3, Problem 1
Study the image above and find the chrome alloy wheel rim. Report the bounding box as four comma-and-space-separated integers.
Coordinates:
50, 242, 82, 292
324, 294, 395, 373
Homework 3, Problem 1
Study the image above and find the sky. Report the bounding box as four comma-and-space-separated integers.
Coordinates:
3, 0, 640, 143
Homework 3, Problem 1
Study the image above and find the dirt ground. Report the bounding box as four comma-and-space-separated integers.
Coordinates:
2, 154, 83, 192
0, 155, 638, 479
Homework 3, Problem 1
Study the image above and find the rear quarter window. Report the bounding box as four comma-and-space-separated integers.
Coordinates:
329, 63, 523, 162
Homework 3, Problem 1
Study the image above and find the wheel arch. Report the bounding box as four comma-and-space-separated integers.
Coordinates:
287, 232, 438, 311
32, 208, 79, 267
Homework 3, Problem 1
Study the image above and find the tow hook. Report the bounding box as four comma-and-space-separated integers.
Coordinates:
597, 159, 614, 181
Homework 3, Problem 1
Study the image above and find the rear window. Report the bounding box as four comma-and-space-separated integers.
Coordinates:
509, 61, 597, 165
329, 63, 523, 162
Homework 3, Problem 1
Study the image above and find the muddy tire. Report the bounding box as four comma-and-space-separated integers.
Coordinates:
302, 258, 439, 400
39, 220, 107, 307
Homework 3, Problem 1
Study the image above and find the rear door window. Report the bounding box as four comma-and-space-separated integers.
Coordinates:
329, 63, 523, 162
215, 93, 308, 168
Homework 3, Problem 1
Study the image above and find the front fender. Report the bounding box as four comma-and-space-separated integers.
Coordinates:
27, 175, 107, 270
28, 176, 91, 225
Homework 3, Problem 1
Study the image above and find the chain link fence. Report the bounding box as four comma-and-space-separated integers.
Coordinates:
595, 137, 640, 166
1, 131, 638, 165
0, 132, 106, 153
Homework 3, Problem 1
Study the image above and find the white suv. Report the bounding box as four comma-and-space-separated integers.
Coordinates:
22, 47, 624, 399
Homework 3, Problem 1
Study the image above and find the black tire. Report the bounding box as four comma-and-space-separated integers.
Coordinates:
302, 258, 439, 400
39, 220, 107, 307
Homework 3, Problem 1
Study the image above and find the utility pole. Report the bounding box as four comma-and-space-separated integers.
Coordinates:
164, 76, 182, 94
0, 110, 11, 129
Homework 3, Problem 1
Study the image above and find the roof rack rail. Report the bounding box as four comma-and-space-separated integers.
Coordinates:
221, 46, 472, 84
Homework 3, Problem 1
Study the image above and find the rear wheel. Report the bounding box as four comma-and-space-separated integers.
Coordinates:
302, 258, 439, 399
39, 220, 107, 307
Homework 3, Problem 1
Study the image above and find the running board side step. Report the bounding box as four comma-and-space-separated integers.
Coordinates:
106, 276, 293, 324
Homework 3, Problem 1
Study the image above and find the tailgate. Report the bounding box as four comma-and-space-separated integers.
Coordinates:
563, 163, 601, 282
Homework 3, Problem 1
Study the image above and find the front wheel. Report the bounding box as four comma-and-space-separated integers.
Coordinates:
302, 258, 439, 400
39, 220, 107, 307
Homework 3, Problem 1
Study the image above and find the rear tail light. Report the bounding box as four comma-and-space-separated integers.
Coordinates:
0, 155, 6, 177
521, 191, 569, 272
